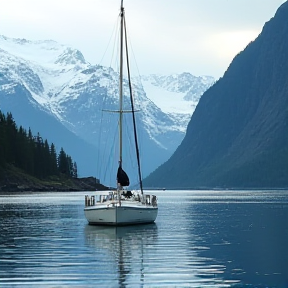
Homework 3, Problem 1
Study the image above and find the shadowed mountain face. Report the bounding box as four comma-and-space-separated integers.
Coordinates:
144, 2, 288, 189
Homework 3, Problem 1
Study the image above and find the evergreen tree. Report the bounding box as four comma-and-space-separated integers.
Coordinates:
50, 143, 58, 176
34, 133, 44, 178
66, 155, 73, 177
15, 126, 28, 171
0, 112, 7, 167
26, 128, 35, 175
58, 148, 67, 175
6, 112, 18, 164
43, 139, 51, 177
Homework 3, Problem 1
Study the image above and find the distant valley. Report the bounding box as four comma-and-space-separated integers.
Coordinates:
0, 35, 214, 186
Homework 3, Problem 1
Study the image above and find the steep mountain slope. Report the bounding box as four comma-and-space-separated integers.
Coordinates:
0, 35, 213, 185
144, 1, 288, 189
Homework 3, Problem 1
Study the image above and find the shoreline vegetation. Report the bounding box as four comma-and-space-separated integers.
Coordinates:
0, 110, 108, 194
0, 165, 108, 194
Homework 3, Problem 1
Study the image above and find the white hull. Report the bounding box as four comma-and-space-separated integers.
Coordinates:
84, 192, 158, 226
84, 205, 158, 226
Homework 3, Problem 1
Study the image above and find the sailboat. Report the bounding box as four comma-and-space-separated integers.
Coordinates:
84, 0, 158, 226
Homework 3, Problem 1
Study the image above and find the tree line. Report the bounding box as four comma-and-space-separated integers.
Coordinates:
0, 110, 78, 179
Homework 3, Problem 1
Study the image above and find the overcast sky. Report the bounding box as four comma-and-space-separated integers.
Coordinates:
0, 0, 286, 78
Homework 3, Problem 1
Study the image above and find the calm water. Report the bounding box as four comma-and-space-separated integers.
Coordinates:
0, 190, 288, 287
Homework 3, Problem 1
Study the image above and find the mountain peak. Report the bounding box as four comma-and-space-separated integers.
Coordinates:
55, 47, 86, 66
0, 35, 82, 67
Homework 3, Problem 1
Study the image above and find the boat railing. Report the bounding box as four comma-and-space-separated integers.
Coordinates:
140, 194, 157, 207
85, 192, 157, 207
151, 195, 157, 207
85, 191, 119, 207
85, 195, 95, 206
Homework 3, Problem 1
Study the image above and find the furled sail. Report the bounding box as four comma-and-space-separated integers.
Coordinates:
117, 165, 130, 187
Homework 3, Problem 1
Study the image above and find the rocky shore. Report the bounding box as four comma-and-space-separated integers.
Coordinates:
0, 168, 108, 193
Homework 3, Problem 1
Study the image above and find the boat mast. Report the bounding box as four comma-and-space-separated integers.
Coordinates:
118, 0, 143, 193
123, 10, 144, 195
119, 0, 124, 169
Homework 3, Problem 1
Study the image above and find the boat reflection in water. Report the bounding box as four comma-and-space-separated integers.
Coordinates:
84, 223, 158, 286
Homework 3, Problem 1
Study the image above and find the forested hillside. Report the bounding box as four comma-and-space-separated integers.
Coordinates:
0, 110, 105, 192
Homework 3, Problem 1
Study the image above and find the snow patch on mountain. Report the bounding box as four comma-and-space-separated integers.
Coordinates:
141, 80, 188, 114
0, 35, 90, 108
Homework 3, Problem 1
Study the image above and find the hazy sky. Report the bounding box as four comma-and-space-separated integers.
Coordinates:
0, 0, 286, 78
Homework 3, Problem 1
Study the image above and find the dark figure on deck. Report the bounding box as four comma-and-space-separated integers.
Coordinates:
122, 190, 133, 198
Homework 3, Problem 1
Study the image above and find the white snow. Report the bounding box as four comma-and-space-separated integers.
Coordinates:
0, 36, 66, 67
0, 35, 93, 110
141, 80, 192, 114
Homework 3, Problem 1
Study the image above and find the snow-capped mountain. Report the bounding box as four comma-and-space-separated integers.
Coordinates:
141, 73, 214, 132
0, 35, 214, 186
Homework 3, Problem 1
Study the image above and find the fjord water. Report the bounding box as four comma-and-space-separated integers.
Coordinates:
0, 190, 287, 287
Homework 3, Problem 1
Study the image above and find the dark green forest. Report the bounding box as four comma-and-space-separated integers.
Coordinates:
0, 110, 77, 180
